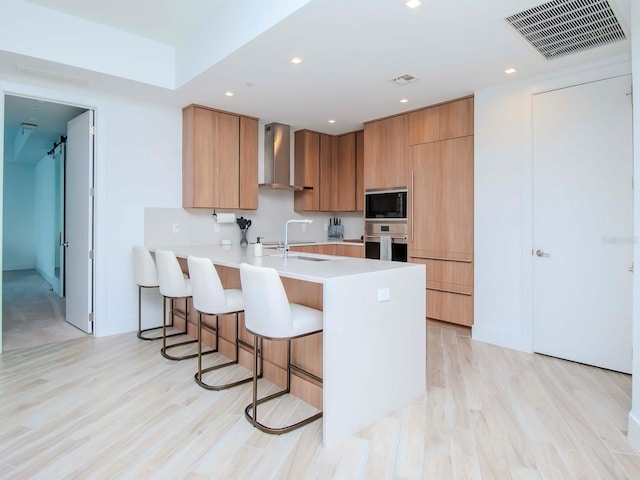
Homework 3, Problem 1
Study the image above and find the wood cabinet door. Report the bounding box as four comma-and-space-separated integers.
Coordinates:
335, 132, 356, 212
363, 115, 409, 190
189, 107, 218, 208
294, 130, 320, 211
356, 130, 364, 211
410, 136, 473, 260
408, 106, 440, 145
216, 112, 240, 208
239, 116, 258, 209
439, 97, 474, 140
319, 133, 335, 211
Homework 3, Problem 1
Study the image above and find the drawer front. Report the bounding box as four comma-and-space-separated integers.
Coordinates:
426, 289, 473, 326
409, 257, 472, 288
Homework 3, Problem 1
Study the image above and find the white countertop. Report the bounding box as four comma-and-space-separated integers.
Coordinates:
150, 244, 415, 284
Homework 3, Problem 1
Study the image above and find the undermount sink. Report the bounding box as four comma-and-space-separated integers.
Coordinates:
295, 256, 331, 262
265, 252, 331, 262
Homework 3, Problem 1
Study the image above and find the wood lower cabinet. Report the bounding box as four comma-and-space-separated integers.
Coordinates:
182, 105, 258, 209
363, 114, 409, 190
295, 129, 361, 212
289, 243, 364, 258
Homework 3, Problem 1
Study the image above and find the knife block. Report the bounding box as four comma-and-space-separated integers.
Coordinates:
328, 224, 344, 240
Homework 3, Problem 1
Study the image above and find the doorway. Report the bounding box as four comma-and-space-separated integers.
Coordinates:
2, 94, 93, 351
532, 75, 633, 373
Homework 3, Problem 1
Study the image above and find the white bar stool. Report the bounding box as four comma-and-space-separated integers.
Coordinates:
239, 262, 323, 434
132, 245, 163, 341
187, 255, 258, 390
155, 249, 198, 361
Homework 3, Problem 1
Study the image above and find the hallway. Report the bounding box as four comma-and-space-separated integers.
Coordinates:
2, 269, 87, 351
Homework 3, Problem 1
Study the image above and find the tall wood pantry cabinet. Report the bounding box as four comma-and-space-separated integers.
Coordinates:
408, 97, 474, 326
182, 104, 258, 209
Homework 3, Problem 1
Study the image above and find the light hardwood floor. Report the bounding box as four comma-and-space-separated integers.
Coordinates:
0, 324, 639, 479
2, 270, 87, 352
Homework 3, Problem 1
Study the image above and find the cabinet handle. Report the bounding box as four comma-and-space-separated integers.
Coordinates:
411, 170, 415, 243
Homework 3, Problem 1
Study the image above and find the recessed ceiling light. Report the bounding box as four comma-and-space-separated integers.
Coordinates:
224, 91, 235, 97
400, 98, 409, 103
406, 0, 422, 8
328, 119, 336, 124
505, 68, 517, 74
290, 57, 303, 64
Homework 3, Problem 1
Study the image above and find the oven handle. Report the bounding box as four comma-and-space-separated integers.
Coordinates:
364, 235, 408, 242
411, 169, 415, 243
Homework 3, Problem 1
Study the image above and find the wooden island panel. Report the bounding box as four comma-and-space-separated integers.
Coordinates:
171, 261, 324, 410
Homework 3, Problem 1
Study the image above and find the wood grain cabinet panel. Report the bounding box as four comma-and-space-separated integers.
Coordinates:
363, 115, 409, 190
295, 129, 361, 213
356, 130, 364, 211
294, 130, 320, 211
439, 97, 474, 140
335, 132, 357, 212
408, 96, 474, 146
426, 289, 473, 326
182, 104, 258, 209
409, 136, 473, 260
408, 106, 440, 145
319, 133, 336, 211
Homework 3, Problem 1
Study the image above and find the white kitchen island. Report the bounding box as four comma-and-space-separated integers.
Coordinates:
154, 244, 426, 448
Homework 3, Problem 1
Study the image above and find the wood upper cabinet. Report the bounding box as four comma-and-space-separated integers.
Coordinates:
295, 129, 360, 212
334, 132, 357, 212
363, 114, 409, 190
294, 130, 320, 211
319, 133, 336, 211
356, 130, 364, 211
408, 97, 474, 145
182, 104, 258, 209
239, 116, 259, 209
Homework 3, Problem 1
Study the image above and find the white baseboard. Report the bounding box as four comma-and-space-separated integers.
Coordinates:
628, 411, 640, 451
471, 324, 532, 353
3, 263, 35, 271
34, 267, 59, 291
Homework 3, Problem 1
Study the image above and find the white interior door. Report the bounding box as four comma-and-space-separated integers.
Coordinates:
65, 110, 94, 333
532, 75, 633, 373
54, 144, 65, 297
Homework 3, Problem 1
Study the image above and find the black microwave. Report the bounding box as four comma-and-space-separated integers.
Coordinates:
365, 187, 408, 220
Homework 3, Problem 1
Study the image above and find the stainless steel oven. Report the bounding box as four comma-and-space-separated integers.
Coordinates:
364, 221, 408, 262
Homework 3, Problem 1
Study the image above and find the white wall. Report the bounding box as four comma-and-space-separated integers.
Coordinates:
627, 0, 640, 450
0, 77, 182, 347
473, 56, 632, 352
2, 162, 35, 270
34, 153, 57, 289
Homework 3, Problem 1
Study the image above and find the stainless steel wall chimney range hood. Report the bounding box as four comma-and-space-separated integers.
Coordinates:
259, 122, 308, 191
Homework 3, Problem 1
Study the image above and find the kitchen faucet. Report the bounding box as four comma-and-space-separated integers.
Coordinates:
283, 219, 313, 258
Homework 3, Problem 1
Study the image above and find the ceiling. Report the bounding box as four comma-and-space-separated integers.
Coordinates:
2, 0, 632, 165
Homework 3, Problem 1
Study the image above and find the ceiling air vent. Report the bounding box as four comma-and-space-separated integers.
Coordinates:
505, 0, 626, 60
391, 74, 420, 86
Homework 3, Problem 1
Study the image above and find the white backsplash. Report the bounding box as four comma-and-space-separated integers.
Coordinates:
145, 188, 364, 247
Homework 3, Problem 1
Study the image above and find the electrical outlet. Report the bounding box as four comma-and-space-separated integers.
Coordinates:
172, 223, 179, 234
377, 288, 390, 302
301, 223, 307, 232
214, 223, 220, 233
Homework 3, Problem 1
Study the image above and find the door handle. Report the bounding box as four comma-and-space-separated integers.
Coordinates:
63, 242, 69, 248
535, 249, 550, 257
